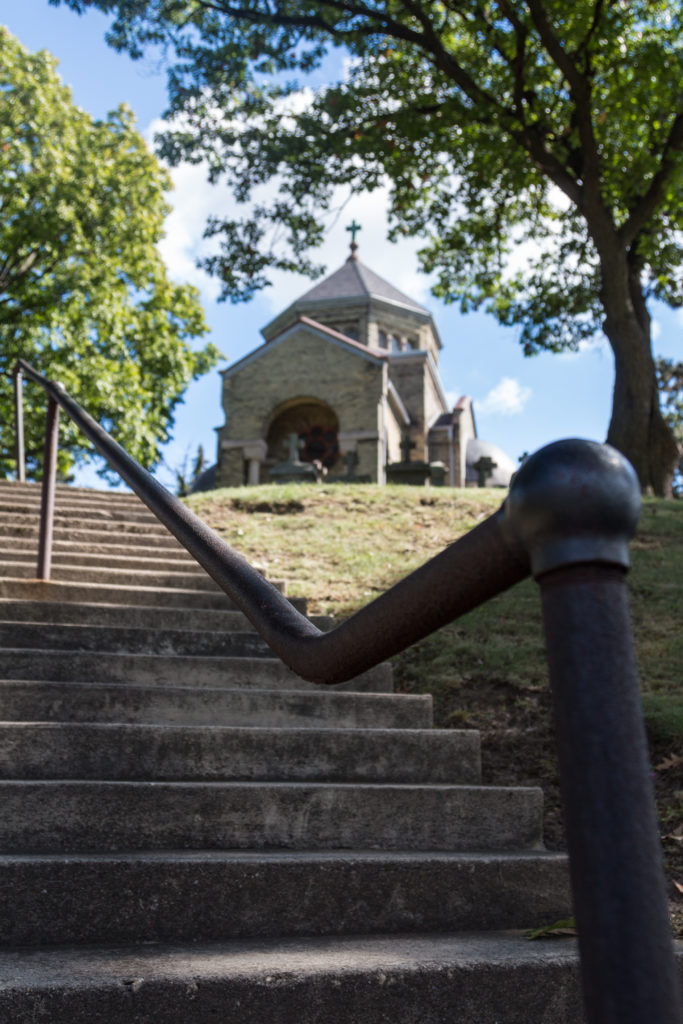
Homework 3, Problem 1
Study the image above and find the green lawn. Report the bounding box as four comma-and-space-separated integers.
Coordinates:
187, 483, 683, 932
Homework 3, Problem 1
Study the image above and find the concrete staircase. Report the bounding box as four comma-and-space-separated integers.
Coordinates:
0, 479, 581, 1022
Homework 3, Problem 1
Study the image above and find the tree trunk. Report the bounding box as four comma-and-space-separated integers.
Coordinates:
602, 312, 679, 497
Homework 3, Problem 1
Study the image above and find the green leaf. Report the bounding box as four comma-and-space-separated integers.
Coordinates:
0, 28, 219, 479
525, 917, 577, 940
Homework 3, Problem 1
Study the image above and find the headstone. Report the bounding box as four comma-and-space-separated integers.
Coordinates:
400, 436, 416, 463
268, 432, 318, 483
386, 434, 430, 485
331, 448, 371, 484
429, 462, 446, 487
473, 455, 497, 488
343, 450, 359, 478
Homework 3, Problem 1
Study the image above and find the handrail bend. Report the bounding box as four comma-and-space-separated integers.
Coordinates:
14, 358, 533, 684
11, 358, 683, 1024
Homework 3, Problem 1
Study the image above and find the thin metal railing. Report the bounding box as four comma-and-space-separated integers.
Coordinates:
10, 357, 683, 1024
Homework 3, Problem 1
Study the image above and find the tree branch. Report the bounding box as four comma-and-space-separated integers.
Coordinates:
0, 249, 40, 290
524, 0, 585, 92
619, 111, 683, 248
492, 0, 529, 121
509, 123, 582, 205
186, 0, 431, 51
572, 0, 605, 75
523, 0, 609, 230
399, 0, 518, 118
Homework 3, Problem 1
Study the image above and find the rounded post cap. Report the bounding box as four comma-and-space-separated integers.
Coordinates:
505, 439, 641, 577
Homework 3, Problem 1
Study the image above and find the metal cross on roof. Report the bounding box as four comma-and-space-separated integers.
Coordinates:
346, 219, 362, 251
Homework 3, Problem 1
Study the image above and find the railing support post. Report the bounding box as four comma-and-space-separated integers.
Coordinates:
507, 439, 682, 1024
13, 365, 26, 484
37, 396, 59, 581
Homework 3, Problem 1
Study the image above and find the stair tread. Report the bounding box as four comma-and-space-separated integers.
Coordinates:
0, 485, 580, 1021
0, 929, 582, 974
0, 848, 564, 865
0, 931, 593, 1024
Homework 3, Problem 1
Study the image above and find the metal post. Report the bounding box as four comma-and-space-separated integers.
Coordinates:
13, 366, 25, 484
37, 396, 59, 581
506, 440, 683, 1024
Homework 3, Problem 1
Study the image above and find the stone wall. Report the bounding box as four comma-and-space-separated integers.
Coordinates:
385, 354, 430, 460
454, 399, 477, 487
383, 399, 404, 466
217, 326, 386, 486
428, 427, 453, 485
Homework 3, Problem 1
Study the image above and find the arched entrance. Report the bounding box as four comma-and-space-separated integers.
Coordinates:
266, 399, 340, 470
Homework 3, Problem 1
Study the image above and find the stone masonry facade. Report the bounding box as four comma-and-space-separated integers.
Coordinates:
213, 249, 479, 488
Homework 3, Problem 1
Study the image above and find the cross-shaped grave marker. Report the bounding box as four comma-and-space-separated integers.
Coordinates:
342, 449, 359, 478
473, 454, 497, 487
400, 436, 416, 463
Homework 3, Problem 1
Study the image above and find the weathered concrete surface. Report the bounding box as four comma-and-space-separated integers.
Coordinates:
0, 536, 194, 558
2, 548, 197, 571
0, 932, 589, 1024
0, 560, 226, 590
0, 600, 253, 631
0, 852, 570, 944
0, 579, 301, 611
0, 650, 392, 691
0, 680, 427, 728
0, 723, 481, 783
0, 504, 159, 525
0, 598, 333, 632
0, 479, 584, 1022
0, 479, 145, 503
0, 482, 160, 516
0, 622, 275, 657
0, 780, 543, 853
0, 524, 191, 549
0, 512, 176, 536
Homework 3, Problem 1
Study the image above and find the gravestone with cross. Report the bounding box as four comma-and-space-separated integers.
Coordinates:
268, 431, 318, 483
386, 434, 431, 485
330, 447, 371, 484
399, 436, 416, 464
473, 455, 497, 488
342, 450, 359, 478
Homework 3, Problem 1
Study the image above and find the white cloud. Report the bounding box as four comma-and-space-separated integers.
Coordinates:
156, 161, 225, 301
151, 157, 431, 313
144, 100, 434, 314
262, 184, 432, 313
477, 377, 532, 416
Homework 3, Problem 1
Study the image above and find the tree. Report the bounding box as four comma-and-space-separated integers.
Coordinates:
656, 358, 683, 494
51, 1, 683, 493
0, 28, 220, 480
173, 444, 209, 496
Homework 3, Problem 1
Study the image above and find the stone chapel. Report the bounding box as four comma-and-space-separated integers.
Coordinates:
212, 235, 513, 489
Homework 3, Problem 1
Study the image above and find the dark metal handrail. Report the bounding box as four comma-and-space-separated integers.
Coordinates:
10, 358, 683, 1023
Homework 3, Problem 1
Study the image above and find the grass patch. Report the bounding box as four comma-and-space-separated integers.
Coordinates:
641, 695, 683, 744
186, 483, 683, 933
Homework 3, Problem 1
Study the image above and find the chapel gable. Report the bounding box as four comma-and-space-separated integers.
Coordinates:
211, 232, 514, 491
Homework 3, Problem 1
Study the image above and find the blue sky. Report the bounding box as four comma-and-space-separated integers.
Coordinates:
3, 1, 681, 489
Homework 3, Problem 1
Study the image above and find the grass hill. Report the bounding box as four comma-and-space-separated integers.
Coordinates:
186, 482, 683, 934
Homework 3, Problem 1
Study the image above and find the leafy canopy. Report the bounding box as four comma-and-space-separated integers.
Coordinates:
51, 1, 683, 355
0, 27, 220, 480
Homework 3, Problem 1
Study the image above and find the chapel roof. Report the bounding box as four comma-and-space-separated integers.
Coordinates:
261, 246, 436, 344
296, 253, 429, 313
